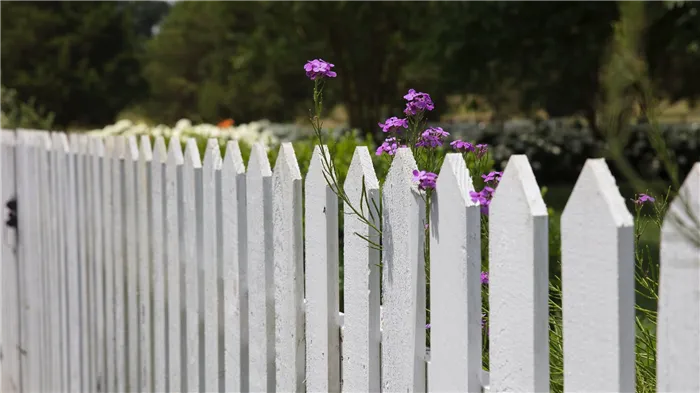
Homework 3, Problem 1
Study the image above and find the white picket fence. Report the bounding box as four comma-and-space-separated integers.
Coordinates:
0, 129, 699, 393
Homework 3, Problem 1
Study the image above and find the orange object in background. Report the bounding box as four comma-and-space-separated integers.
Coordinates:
217, 118, 234, 128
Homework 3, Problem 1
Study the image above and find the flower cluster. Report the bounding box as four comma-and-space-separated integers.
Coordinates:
416, 127, 449, 148
304, 59, 337, 80
376, 137, 404, 156
404, 89, 435, 116
633, 193, 655, 206
468, 171, 503, 215
378, 116, 409, 133
413, 170, 438, 190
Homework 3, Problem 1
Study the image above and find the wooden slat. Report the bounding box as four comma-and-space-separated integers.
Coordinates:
1, 130, 20, 393
273, 142, 305, 392
182, 138, 201, 392
91, 137, 107, 392
246, 143, 275, 392
76, 135, 91, 392
138, 135, 153, 392
341, 146, 380, 393
165, 136, 184, 392
202, 139, 222, 392
220, 140, 248, 392
657, 162, 700, 391
55, 133, 71, 392
561, 159, 635, 392
112, 135, 127, 393
151, 136, 168, 392
305, 145, 340, 393
103, 135, 117, 392
428, 153, 482, 392
381, 147, 426, 392
489, 155, 549, 391
125, 136, 140, 391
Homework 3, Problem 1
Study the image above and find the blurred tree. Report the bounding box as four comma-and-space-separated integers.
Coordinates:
0, 1, 168, 128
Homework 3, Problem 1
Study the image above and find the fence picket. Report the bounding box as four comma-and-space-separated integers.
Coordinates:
55, 133, 71, 392
124, 136, 140, 392
90, 137, 107, 392
50, 133, 64, 392
1, 130, 20, 393
102, 136, 117, 392
202, 139, 222, 392
246, 143, 275, 392
657, 162, 700, 391
182, 139, 202, 392
428, 153, 481, 392
561, 158, 635, 392
305, 145, 341, 393
341, 146, 380, 393
75, 135, 92, 392
112, 135, 127, 393
137, 136, 154, 393
220, 140, 248, 392
488, 155, 549, 392
381, 147, 426, 392
272, 142, 304, 392
165, 137, 185, 392
151, 136, 167, 392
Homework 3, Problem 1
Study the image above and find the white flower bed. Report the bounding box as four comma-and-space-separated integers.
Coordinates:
86, 118, 281, 148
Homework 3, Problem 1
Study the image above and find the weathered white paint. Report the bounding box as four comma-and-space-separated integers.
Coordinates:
76, 135, 92, 392
342, 146, 380, 393
489, 155, 549, 392
165, 136, 184, 392
561, 158, 635, 392
381, 147, 426, 393
112, 135, 127, 393
182, 138, 201, 392
50, 133, 65, 393
137, 135, 153, 392
125, 136, 140, 392
202, 139, 222, 392
272, 142, 305, 392
428, 153, 482, 392
151, 136, 167, 392
103, 135, 117, 393
657, 162, 700, 392
40, 134, 57, 392
220, 140, 247, 393
83, 137, 96, 392
305, 145, 341, 393
246, 143, 275, 392
0, 131, 20, 393
90, 137, 107, 392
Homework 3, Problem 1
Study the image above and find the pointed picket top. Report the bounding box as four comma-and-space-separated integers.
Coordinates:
563, 158, 633, 227
435, 153, 475, 204
274, 142, 302, 181
184, 138, 201, 169
103, 135, 114, 158
39, 132, 52, 152
152, 136, 167, 163
488, 155, 549, 393
167, 136, 184, 165
341, 146, 381, 393
1, 128, 15, 144
127, 135, 139, 162
114, 135, 126, 159
657, 162, 700, 392
223, 140, 245, 174
139, 135, 153, 162
429, 153, 481, 393
248, 142, 272, 177
78, 133, 89, 155
561, 158, 635, 392
203, 138, 222, 170
306, 145, 335, 188
90, 136, 105, 157
344, 146, 379, 192
57, 132, 70, 153
491, 155, 546, 216
69, 132, 81, 153
385, 147, 420, 192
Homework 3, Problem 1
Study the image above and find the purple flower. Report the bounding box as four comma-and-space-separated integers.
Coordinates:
470, 186, 495, 215
304, 59, 337, 80
425, 323, 431, 329
450, 140, 475, 153
475, 144, 488, 159
482, 171, 503, 185
375, 137, 404, 156
480, 271, 489, 285
378, 116, 409, 133
403, 89, 435, 116
412, 170, 438, 190
415, 127, 450, 148
634, 193, 656, 206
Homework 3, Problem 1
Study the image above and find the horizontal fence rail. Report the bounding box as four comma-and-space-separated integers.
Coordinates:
0, 128, 699, 392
